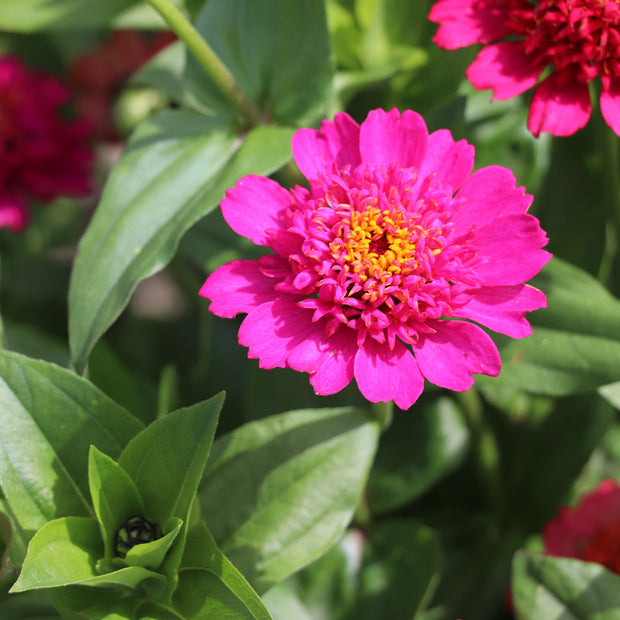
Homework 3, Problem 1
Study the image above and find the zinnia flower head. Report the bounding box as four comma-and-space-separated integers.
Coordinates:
69, 30, 176, 141
200, 108, 550, 410
543, 479, 620, 574
429, 0, 620, 137
0, 55, 93, 232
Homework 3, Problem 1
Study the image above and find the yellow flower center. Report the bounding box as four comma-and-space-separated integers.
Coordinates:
329, 204, 444, 303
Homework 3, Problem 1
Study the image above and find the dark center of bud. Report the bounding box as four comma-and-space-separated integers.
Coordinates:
369, 232, 390, 255
115, 515, 162, 558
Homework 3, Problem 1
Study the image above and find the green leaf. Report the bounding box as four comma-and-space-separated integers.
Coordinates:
123, 517, 182, 571
367, 397, 469, 513
347, 519, 441, 620
0, 0, 135, 31
176, 521, 272, 619
118, 393, 223, 526
0, 351, 143, 533
491, 257, 620, 395
88, 447, 144, 560
186, 0, 333, 125
69, 110, 294, 373
200, 407, 380, 593
11, 517, 102, 592
512, 551, 620, 619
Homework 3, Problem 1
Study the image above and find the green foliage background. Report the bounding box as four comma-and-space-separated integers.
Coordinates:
0, 0, 619, 618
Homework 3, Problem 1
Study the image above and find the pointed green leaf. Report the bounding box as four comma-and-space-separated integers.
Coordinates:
124, 518, 182, 570
119, 393, 223, 527
69, 110, 294, 373
200, 407, 380, 593
0, 351, 143, 533
175, 522, 272, 620
11, 517, 102, 592
186, 0, 333, 125
513, 551, 620, 619
88, 447, 144, 560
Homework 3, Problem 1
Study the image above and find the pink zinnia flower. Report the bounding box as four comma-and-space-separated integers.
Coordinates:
543, 479, 620, 574
200, 109, 550, 410
428, 0, 620, 137
0, 55, 93, 232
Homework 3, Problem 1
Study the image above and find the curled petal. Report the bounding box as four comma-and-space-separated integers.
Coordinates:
239, 301, 318, 370
200, 260, 288, 318
359, 108, 428, 171
414, 321, 501, 391
221, 175, 291, 246
288, 327, 358, 395
471, 213, 551, 286
453, 166, 532, 232
354, 339, 424, 410
600, 76, 620, 138
452, 284, 547, 338
528, 72, 591, 137
466, 42, 542, 100
0, 193, 29, 233
292, 112, 361, 180
416, 129, 474, 194
429, 0, 517, 49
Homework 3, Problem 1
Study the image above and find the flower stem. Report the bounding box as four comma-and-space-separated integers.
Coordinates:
371, 400, 394, 430
593, 89, 620, 293
144, 0, 263, 126
458, 389, 503, 518
601, 126, 620, 294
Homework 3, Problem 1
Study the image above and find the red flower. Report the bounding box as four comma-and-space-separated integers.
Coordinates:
0, 55, 93, 232
429, 0, 620, 137
543, 479, 620, 574
69, 30, 176, 141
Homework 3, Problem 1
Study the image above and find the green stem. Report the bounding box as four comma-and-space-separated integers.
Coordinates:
371, 400, 394, 431
458, 389, 503, 519
145, 0, 263, 126
593, 87, 620, 292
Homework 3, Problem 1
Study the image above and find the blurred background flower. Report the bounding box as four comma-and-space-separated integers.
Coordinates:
0, 55, 93, 232
543, 478, 620, 574
69, 29, 176, 142
429, 0, 620, 137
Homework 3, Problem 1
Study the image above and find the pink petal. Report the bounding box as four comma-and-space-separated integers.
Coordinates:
527, 72, 591, 137
0, 193, 29, 233
416, 129, 474, 193
466, 42, 542, 100
471, 213, 551, 286
221, 175, 291, 246
287, 326, 358, 395
292, 112, 361, 180
199, 260, 286, 318
452, 284, 547, 338
354, 339, 424, 410
600, 77, 620, 138
429, 0, 517, 49
359, 108, 428, 171
238, 301, 318, 369
452, 166, 532, 232
413, 321, 501, 391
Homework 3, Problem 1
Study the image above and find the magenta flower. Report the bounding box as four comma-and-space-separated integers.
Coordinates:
0, 55, 93, 232
200, 109, 550, 410
428, 0, 620, 137
543, 479, 620, 575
